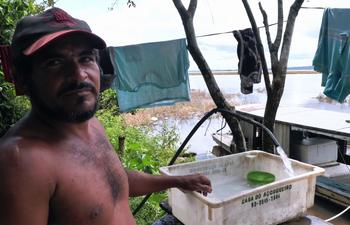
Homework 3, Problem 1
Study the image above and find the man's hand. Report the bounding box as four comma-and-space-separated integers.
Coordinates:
126, 171, 212, 197
177, 174, 212, 196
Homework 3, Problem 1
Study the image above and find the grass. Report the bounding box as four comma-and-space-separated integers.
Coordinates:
122, 90, 241, 126
315, 93, 350, 105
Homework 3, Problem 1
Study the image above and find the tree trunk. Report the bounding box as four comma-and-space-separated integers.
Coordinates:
263, 72, 285, 153
173, 0, 247, 153
242, 0, 304, 152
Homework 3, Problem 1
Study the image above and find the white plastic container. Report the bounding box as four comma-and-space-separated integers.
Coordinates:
291, 137, 338, 165
160, 150, 324, 225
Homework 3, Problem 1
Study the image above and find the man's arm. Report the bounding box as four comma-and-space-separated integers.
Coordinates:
126, 170, 212, 197
0, 145, 54, 225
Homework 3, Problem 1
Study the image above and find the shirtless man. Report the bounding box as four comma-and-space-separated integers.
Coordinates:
0, 7, 212, 225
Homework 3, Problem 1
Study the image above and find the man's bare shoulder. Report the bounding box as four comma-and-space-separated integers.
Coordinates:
0, 126, 56, 188
0, 133, 53, 169
0, 130, 55, 224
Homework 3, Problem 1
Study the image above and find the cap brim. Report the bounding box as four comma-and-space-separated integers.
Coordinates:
23, 30, 106, 55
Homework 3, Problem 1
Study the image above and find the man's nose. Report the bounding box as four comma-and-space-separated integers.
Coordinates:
68, 61, 88, 81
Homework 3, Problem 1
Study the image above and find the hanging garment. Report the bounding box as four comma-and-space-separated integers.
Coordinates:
233, 28, 262, 94
0, 45, 12, 82
98, 47, 116, 92
0, 45, 25, 95
109, 39, 190, 112
323, 32, 350, 102
313, 8, 350, 102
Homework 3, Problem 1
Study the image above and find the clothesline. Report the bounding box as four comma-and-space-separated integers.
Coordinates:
196, 22, 286, 38
196, 6, 325, 39
301, 6, 325, 10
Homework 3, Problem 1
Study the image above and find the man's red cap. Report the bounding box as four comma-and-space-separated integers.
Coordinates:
11, 7, 106, 57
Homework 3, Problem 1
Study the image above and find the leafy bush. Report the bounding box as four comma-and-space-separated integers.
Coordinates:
0, 63, 31, 137
97, 90, 182, 224
0, 0, 54, 136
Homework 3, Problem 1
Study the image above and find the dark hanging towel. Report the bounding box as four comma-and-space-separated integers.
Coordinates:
233, 28, 262, 94
0, 45, 25, 95
98, 47, 116, 92
0, 45, 12, 82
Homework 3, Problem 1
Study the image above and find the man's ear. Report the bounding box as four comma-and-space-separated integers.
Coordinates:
11, 66, 29, 96
98, 48, 115, 92
100, 73, 116, 92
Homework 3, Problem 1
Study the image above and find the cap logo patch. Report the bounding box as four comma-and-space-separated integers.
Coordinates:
53, 10, 76, 27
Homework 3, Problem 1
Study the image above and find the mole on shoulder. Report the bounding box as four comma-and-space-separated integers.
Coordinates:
89, 204, 104, 220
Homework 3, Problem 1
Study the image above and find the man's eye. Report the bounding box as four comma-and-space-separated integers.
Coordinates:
80, 55, 95, 63
43, 59, 63, 68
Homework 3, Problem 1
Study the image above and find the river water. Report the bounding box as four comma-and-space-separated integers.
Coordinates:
165, 73, 350, 156
190, 73, 350, 112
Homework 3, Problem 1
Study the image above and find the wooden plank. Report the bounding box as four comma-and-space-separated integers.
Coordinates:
332, 174, 350, 185
276, 110, 350, 134
236, 105, 350, 140
275, 123, 291, 156
240, 120, 255, 149
291, 126, 350, 141
212, 133, 231, 152
323, 163, 350, 177
281, 215, 332, 225
316, 176, 350, 207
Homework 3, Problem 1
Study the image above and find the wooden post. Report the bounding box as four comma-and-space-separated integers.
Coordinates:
118, 136, 125, 155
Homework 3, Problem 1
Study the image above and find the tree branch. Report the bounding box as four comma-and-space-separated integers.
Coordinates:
259, 0, 282, 80
279, 0, 304, 70
273, 0, 284, 52
188, 0, 197, 17
173, 0, 188, 17
173, 0, 247, 152
258, 3, 272, 51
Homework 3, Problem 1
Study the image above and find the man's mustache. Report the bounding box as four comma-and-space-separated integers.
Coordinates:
58, 82, 96, 96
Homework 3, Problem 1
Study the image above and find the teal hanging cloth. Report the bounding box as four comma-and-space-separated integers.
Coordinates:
109, 38, 190, 112
313, 8, 350, 102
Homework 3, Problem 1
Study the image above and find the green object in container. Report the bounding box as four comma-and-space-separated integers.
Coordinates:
247, 171, 275, 185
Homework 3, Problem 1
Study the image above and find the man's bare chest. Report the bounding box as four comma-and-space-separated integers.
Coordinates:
48, 137, 129, 225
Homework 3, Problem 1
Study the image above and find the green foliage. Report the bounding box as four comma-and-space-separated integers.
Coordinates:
129, 195, 166, 225
96, 107, 178, 175
96, 98, 181, 224
0, 0, 47, 44
121, 123, 178, 174
0, 0, 52, 136
98, 88, 120, 115
0, 72, 30, 136
109, 0, 136, 11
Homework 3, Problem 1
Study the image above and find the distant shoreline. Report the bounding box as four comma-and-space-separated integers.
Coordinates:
189, 70, 319, 75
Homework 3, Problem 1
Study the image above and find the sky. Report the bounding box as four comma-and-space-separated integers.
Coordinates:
53, 0, 350, 71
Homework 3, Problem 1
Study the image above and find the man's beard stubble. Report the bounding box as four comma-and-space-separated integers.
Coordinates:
28, 81, 98, 123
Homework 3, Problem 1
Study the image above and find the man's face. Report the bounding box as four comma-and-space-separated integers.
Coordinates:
28, 34, 101, 123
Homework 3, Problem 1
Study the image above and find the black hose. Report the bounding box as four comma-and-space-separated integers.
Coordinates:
132, 108, 218, 215
216, 108, 281, 147
132, 107, 280, 216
